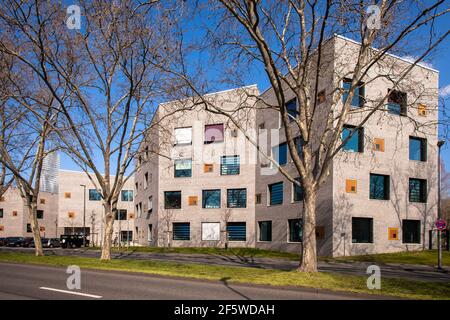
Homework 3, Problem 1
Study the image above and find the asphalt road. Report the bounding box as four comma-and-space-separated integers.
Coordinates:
0, 262, 384, 300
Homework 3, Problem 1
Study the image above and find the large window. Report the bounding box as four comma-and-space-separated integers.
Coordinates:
387, 89, 407, 116
174, 127, 192, 145
370, 174, 390, 200
227, 222, 246, 241
121, 190, 134, 202
272, 142, 288, 166
204, 124, 224, 144
352, 217, 373, 243
202, 189, 221, 208
37, 210, 44, 219
288, 219, 303, 242
293, 178, 304, 202
202, 222, 220, 241
173, 223, 190, 240
115, 209, 127, 221
409, 137, 427, 161
259, 221, 272, 242
220, 156, 240, 175
268, 182, 283, 206
174, 159, 192, 178
89, 189, 102, 201
402, 220, 420, 244
164, 191, 181, 209
227, 188, 247, 208
342, 78, 365, 108
120, 231, 133, 242
342, 125, 364, 152
286, 99, 298, 121
409, 178, 427, 203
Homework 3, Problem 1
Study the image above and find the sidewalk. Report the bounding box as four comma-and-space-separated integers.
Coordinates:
1, 247, 449, 283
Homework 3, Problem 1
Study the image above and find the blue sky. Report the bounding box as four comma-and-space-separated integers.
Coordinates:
60, 6, 450, 175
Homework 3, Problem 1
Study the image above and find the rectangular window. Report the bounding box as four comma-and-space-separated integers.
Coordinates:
204, 124, 224, 144
345, 179, 357, 193
120, 231, 133, 242
121, 190, 134, 202
174, 159, 192, 177
352, 217, 373, 243
173, 223, 190, 240
147, 196, 153, 214
409, 137, 427, 161
220, 156, 240, 175
342, 78, 365, 108
37, 210, 44, 219
27, 223, 32, 233
89, 189, 102, 201
174, 127, 192, 145
259, 221, 272, 242
0, 209, 3, 218
255, 193, 262, 204
402, 220, 421, 244
387, 89, 407, 116
227, 222, 246, 241
227, 188, 247, 208
144, 172, 149, 188
202, 189, 221, 208
268, 182, 283, 206
288, 219, 303, 242
409, 178, 427, 203
294, 136, 304, 157
293, 178, 304, 202
342, 125, 363, 152
370, 174, 390, 200
164, 191, 181, 209
286, 99, 298, 121
202, 222, 220, 241
272, 142, 288, 166
148, 224, 152, 242
115, 209, 127, 221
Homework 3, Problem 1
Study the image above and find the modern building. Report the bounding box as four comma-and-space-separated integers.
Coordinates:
0, 169, 136, 246
134, 35, 439, 256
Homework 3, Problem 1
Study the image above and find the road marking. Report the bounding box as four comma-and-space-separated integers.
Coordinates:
39, 287, 102, 299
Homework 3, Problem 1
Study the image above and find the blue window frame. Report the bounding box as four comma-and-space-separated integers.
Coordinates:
221, 156, 240, 175
286, 99, 298, 121
174, 159, 192, 177
173, 223, 190, 240
258, 221, 272, 242
288, 219, 303, 242
268, 182, 283, 206
227, 222, 246, 241
409, 178, 427, 203
121, 190, 133, 202
227, 188, 247, 208
202, 189, 221, 208
164, 191, 181, 209
272, 142, 288, 166
293, 178, 304, 202
370, 174, 390, 200
89, 189, 102, 201
342, 78, 365, 108
409, 137, 427, 161
387, 90, 407, 115
342, 125, 363, 152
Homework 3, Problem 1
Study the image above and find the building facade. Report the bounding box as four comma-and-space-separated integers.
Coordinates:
134, 36, 439, 257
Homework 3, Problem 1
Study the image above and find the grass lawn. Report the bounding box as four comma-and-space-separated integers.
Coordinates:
88, 246, 300, 260
0, 252, 449, 300
325, 250, 450, 267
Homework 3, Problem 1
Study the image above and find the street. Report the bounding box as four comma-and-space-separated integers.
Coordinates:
0, 262, 383, 300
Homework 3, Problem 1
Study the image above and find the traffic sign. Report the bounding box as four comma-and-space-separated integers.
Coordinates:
435, 219, 447, 231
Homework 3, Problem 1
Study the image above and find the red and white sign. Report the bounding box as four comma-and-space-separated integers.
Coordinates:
435, 219, 447, 231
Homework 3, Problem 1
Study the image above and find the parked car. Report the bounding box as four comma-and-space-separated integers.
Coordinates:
0, 237, 6, 246
6, 237, 25, 247
22, 237, 34, 247
60, 235, 89, 248
43, 238, 60, 248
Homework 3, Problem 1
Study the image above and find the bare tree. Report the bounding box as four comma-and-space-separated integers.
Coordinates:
166, 1, 450, 271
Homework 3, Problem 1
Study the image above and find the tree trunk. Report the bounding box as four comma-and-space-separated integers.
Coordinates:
100, 203, 115, 261
28, 203, 44, 256
298, 189, 317, 272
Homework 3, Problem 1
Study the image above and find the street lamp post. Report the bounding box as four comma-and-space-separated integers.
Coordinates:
80, 184, 86, 247
437, 140, 445, 270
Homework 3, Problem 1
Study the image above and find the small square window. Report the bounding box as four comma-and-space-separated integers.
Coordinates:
418, 104, 427, 116
40, 199, 46, 205
204, 164, 214, 173
68, 211, 75, 218
255, 193, 262, 204
12, 211, 18, 217
64, 192, 71, 199
0, 225, 4, 231
387, 89, 407, 116
345, 179, 357, 193
388, 227, 399, 240
373, 138, 385, 152
188, 196, 198, 206
37, 210, 44, 219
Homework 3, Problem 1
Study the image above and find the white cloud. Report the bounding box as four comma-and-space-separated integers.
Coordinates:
440, 84, 450, 99
401, 55, 434, 70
